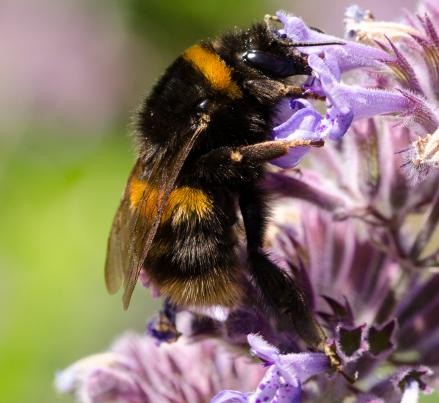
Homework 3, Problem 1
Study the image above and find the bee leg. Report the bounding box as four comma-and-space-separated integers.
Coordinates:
243, 79, 324, 102
194, 142, 288, 183
148, 298, 181, 343
239, 185, 326, 349
279, 85, 325, 101
194, 140, 323, 184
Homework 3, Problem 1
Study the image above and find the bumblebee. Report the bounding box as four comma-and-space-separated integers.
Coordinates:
105, 16, 340, 348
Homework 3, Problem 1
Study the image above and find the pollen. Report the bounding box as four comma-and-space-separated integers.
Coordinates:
401, 128, 439, 183
230, 150, 243, 162
183, 45, 242, 99
411, 130, 439, 169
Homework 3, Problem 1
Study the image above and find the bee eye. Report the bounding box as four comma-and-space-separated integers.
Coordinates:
242, 50, 310, 77
196, 98, 210, 112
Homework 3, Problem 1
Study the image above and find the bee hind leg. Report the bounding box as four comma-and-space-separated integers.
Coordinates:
239, 184, 326, 349
148, 298, 181, 343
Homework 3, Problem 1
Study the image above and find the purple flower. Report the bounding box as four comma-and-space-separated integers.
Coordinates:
342, 5, 439, 180
55, 333, 265, 403
271, 99, 322, 167
308, 54, 410, 140
276, 11, 392, 72
270, 11, 412, 167
211, 334, 329, 403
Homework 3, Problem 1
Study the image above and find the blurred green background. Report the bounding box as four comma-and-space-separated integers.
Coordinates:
2, 0, 433, 402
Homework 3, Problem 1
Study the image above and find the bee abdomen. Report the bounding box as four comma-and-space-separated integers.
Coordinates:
142, 184, 242, 307
147, 230, 243, 307
160, 267, 243, 307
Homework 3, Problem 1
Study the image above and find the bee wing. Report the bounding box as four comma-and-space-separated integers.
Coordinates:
105, 120, 208, 309
104, 160, 142, 295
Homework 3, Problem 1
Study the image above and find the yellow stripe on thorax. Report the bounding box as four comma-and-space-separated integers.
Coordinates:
129, 179, 213, 225
183, 45, 242, 99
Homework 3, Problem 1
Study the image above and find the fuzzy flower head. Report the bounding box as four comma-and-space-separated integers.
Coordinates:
55, 333, 265, 403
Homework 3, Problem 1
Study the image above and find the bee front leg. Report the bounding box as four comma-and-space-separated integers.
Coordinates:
239, 184, 326, 350
243, 79, 325, 102
194, 139, 323, 184
279, 84, 325, 101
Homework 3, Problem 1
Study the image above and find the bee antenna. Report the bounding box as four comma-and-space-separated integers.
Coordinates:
281, 40, 345, 47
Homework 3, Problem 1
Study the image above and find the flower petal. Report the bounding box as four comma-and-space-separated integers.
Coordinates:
400, 380, 420, 403
247, 334, 279, 364
309, 54, 410, 140
277, 10, 391, 72
277, 352, 329, 384
211, 390, 249, 402
271, 99, 323, 167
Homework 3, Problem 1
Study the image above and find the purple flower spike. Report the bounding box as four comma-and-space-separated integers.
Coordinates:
270, 11, 425, 166
212, 367, 302, 403
56, 333, 265, 403
213, 334, 329, 403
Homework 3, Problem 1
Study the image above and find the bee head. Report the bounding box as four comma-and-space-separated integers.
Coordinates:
214, 22, 313, 83
136, 19, 327, 153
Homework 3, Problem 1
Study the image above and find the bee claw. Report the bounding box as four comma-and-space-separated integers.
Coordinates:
310, 139, 325, 148
285, 139, 325, 148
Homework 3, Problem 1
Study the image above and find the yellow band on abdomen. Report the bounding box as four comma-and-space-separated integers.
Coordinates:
129, 178, 213, 224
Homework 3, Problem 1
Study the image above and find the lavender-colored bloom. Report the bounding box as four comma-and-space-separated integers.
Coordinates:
276, 11, 392, 71
342, 5, 439, 180
271, 11, 412, 167
308, 54, 410, 140
212, 334, 329, 403
271, 99, 322, 167
55, 333, 265, 403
